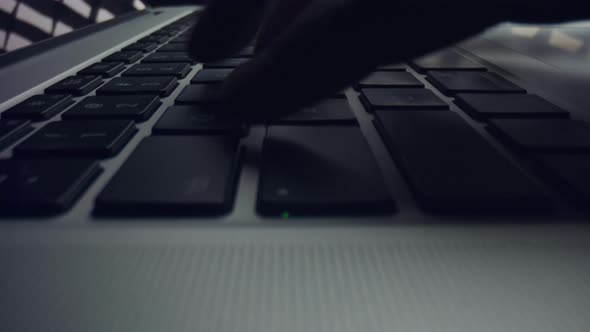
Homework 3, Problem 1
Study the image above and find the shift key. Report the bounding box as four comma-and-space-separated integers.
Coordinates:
95, 136, 242, 216
374, 111, 549, 213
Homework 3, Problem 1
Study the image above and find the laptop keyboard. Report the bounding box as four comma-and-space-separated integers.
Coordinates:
0, 13, 588, 219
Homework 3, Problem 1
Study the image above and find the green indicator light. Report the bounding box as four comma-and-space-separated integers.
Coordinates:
281, 211, 290, 219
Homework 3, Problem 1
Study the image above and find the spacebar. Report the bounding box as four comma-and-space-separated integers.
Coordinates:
374, 111, 549, 213
95, 136, 241, 216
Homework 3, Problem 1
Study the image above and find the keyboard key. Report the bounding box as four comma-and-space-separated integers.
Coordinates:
272, 99, 357, 125
258, 126, 394, 215
123, 42, 158, 53
455, 94, 569, 120
45, 76, 103, 96
0, 119, 32, 150
123, 63, 191, 78
150, 31, 175, 38
2, 95, 73, 121
356, 71, 423, 90
97, 76, 178, 97
378, 63, 406, 71
487, 119, 590, 153
153, 106, 248, 135
191, 69, 232, 84
139, 35, 168, 44
203, 58, 249, 68
143, 52, 194, 63
360, 88, 448, 111
15, 120, 137, 158
63, 95, 161, 122
157, 43, 190, 52
169, 35, 191, 43
427, 71, 526, 96
535, 155, 590, 205
78, 62, 125, 77
374, 111, 549, 213
0, 159, 101, 216
103, 51, 143, 64
412, 50, 486, 73
175, 84, 222, 104
95, 136, 242, 216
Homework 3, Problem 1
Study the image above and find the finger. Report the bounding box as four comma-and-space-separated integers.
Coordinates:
255, 0, 314, 52
220, 1, 500, 120
190, 0, 270, 62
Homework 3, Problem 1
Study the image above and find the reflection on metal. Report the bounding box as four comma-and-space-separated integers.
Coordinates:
133, 0, 146, 11
549, 30, 584, 53
510, 26, 540, 38
63, 0, 92, 19
1, 0, 146, 54
500, 23, 589, 64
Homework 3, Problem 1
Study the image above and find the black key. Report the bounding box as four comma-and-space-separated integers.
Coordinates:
374, 111, 549, 213
360, 88, 448, 111
455, 94, 569, 120
63, 95, 161, 122
95, 136, 242, 216
203, 58, 249, 68
412, 50, 486, 73
534, 155, 590, 205
2, 95, 73, 121
143, 52, 194, 63
356, 71, 423, 90
487, 119, 590, 153
153, 106, 247, 135
14, 120, 137, 158
175, 84, 222, 104
0, 119, 32, 150
150, 31, 175, 38
123, 42, 158, 53
97, 76, 178, 97
169, 35, 191, 43
0, 159, 101, 216
140, 35, 168, 44
123, 63, 191, 78
258, 126, 394, 215
427, 71, 526, 96
157, 43, 190, 52
45, 76, 103, 96
377, 63, 406, 71
103, 51, 143, 64
78, 62, 125, 77
273, 99, 357, 125
191, 69, 232, 84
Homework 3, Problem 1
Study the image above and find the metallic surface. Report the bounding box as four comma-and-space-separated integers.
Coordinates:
0, 7, 589, 332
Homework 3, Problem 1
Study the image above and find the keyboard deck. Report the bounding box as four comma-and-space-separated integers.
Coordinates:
1, 13, 589, 221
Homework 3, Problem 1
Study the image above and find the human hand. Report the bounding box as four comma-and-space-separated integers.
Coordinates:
189, 0, 583, 121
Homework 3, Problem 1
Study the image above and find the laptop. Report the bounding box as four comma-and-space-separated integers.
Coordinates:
1, 2, 589, 332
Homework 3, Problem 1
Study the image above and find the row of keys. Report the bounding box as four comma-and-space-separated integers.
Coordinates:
153, 98, 357, 134
80, 61, 191, 78
2, 125, 393, 217
0, 15, 199, 215
95, 125, 394, 216
363, 50, 590, 212
3, 75, 178, 122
